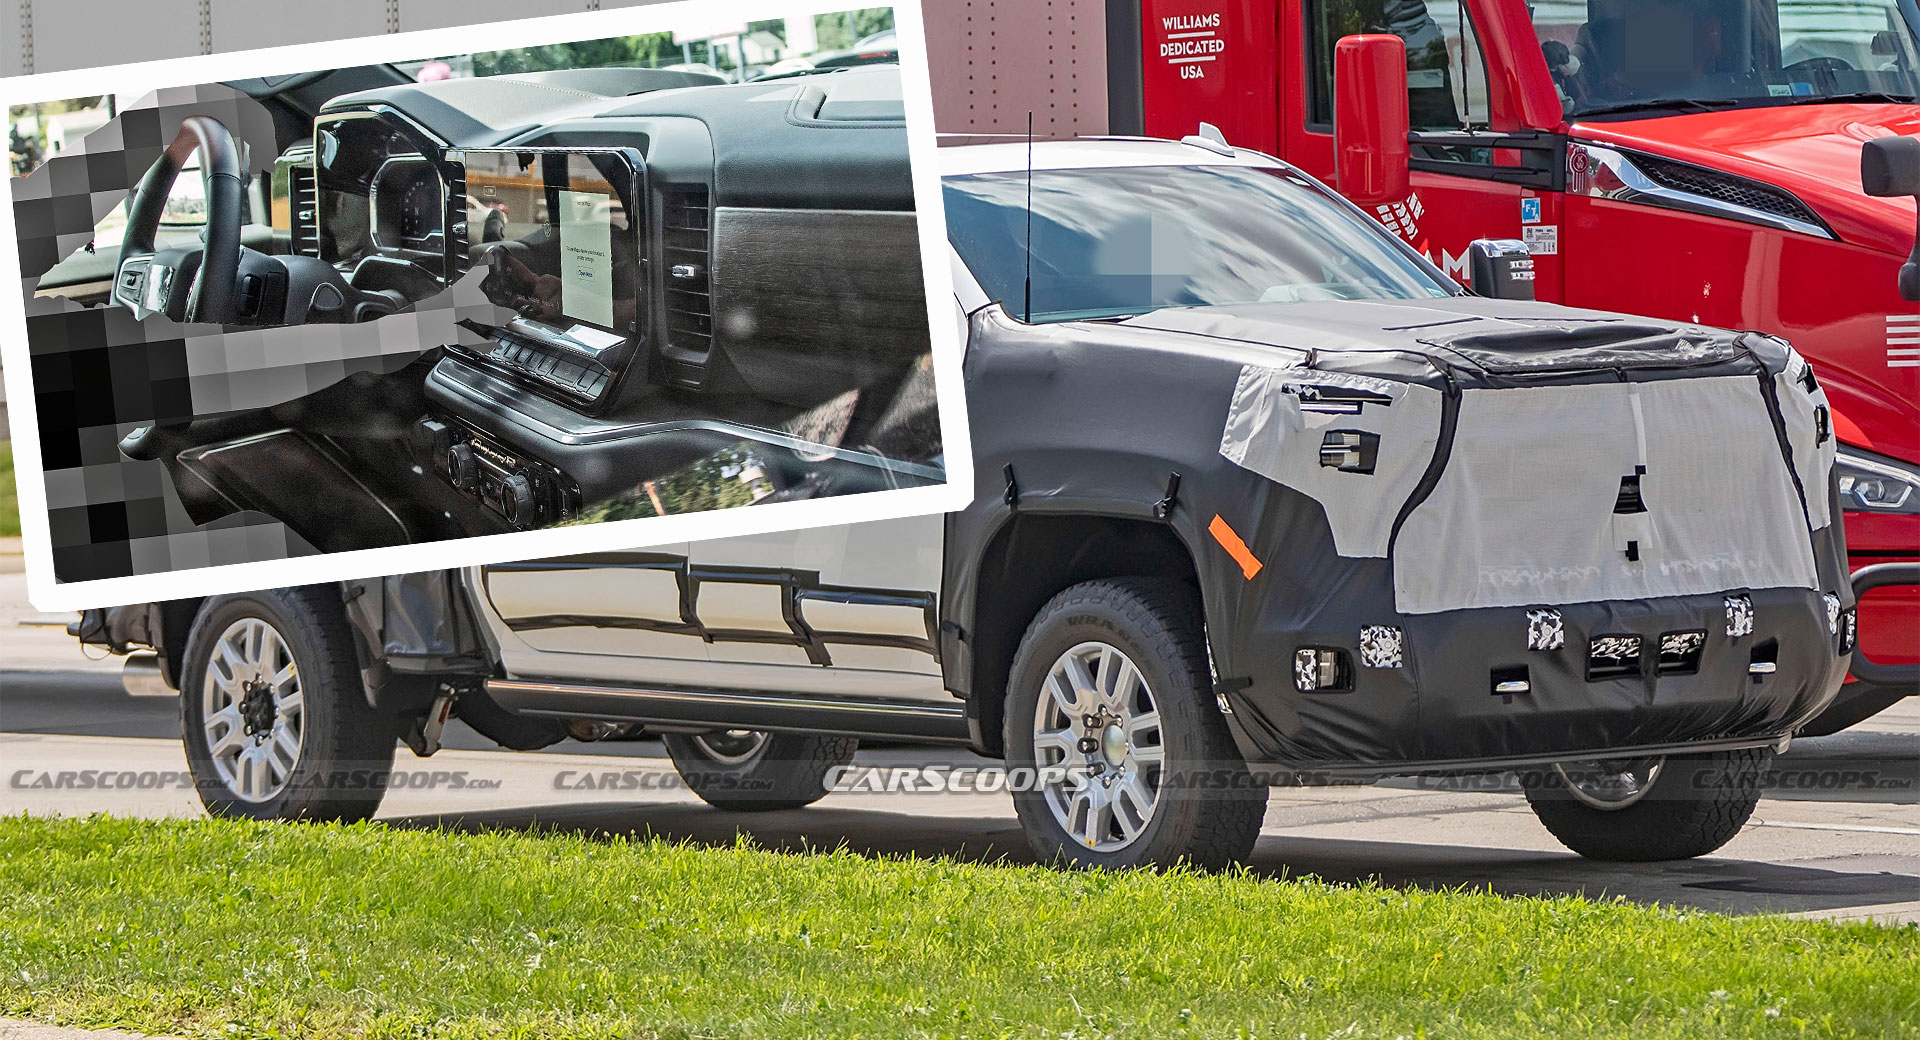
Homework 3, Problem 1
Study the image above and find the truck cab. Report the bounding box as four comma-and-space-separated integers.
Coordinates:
1099, 0, 1920, 728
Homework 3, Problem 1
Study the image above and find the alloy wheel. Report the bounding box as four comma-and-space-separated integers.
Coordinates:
200, 617, 303, 802
1032, 641, 1166, 851
1553, 757, 1666, 811
691, 729, 771, 766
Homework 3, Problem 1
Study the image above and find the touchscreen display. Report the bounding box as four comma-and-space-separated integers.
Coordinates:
463, 150, 638, 336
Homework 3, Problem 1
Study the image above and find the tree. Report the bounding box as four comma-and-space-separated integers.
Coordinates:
470, 34, 677, 77
812, 8, 893, 51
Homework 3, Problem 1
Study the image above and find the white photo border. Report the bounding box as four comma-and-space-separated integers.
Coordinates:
0, 0, 973, 611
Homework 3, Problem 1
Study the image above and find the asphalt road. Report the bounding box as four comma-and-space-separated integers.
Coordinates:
4, 658, 1916, 924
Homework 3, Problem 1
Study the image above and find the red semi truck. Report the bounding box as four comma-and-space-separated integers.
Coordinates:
929, 0, 1920, 731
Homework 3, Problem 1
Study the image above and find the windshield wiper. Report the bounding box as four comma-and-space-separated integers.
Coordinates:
1789, 91, 1916, 105
1577, 97, 1739, 117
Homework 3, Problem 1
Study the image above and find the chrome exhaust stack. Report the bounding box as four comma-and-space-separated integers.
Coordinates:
121, 653, 175, 697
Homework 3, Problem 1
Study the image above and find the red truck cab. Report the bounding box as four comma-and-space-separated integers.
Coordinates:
1109, 0, 1920, 727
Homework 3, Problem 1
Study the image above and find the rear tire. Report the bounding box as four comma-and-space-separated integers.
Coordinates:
661, 730, 857, 811
1523, 747, 1770, 861
1004, 577, 1266, 870
179, 587, 397, 822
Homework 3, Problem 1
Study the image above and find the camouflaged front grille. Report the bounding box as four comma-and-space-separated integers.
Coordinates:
1632, 153, 1828, 231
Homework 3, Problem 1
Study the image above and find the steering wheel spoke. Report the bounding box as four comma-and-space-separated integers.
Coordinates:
113, 115, 245, 325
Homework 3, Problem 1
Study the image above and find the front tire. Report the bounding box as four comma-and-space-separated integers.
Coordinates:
661, 730, 857, 811
1004, 577, 1266, 870
179, 587, 397, 822
1523, 747, 1770, 861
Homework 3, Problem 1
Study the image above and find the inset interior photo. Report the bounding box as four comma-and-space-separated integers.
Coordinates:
2, 5, 958, 604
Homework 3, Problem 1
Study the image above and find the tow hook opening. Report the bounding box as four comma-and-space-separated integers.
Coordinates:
1749, 638, 1780, 681
1491, 665, 1531, 697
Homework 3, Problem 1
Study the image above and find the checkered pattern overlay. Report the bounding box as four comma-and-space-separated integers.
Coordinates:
11, 85, 488, 584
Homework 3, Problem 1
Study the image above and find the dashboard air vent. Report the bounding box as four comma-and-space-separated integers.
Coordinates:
1631, 153, 1827, 232
290, 164, 320, 258
661, 184, 713, 363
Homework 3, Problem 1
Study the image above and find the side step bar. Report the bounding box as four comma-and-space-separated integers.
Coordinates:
485, 679, 974, 744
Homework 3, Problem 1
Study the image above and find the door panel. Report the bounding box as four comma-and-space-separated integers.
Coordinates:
684, 515, 947, 686
481, 544, 711, 662
482, 517, 948, 700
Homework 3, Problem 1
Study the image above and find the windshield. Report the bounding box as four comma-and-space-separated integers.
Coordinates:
1530, 0, 1920, 115
944, 165, 1457, 324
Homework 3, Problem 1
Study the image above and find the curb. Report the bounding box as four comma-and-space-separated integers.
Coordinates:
0, 1019, 182, 1040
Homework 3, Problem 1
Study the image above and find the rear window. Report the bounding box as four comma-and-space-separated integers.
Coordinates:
944, 165, 1457, 324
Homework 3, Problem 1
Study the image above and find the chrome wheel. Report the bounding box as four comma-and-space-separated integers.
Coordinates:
1553, 757, 1665, 811
691, 729, 770, 766
1032, 641, 1165, 851
200, 617, 303, 803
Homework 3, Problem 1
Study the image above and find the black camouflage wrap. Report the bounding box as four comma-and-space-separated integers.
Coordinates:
942, 298, 1850, 775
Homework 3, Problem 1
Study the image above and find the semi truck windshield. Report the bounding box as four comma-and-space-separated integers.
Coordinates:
943, 165, 1457, 324
1529, 0, 1920, 114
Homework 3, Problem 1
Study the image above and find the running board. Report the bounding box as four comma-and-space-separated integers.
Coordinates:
485, 679, 973, 744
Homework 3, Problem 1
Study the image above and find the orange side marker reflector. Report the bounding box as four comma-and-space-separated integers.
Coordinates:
1209, 514, 1263, 580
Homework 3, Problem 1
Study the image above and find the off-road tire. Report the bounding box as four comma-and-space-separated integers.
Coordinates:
1524, 747, 1771, 861
1004, 577, 1266, 870
661, 731, 857, 811
180, 587, 397, 822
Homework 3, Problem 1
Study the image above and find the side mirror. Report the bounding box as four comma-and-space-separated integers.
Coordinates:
1861, 135, 1920, 301
1334, 34, 1411, 207
1468, 239, 1535, 300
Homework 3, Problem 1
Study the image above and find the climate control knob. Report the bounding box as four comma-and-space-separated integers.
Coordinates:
503, 471, 538, 528
446, 443, 478, 492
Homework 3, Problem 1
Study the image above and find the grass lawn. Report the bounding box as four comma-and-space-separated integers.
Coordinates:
0, 439, 17, 537
0, 816, 1914, 1040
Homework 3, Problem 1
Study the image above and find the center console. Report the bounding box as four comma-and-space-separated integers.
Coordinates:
415, 147, 647, 528
446, 147, 649, 414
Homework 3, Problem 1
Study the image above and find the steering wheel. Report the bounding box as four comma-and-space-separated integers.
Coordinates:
112, 115, 246, 324
1784, 55, 1856, 88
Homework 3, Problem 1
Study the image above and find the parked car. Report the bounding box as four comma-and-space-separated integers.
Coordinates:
75, 137, 1853, 870
812, 29, 898, 69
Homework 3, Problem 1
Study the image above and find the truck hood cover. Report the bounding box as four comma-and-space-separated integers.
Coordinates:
1176, 299, 1834, 614
1121, 297, 1754, 383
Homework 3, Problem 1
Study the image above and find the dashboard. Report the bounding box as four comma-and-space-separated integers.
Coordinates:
371, 157, 445, 253
267, 67, 938, 532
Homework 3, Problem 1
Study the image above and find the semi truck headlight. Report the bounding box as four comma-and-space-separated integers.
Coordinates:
1834, 446, 1920, 514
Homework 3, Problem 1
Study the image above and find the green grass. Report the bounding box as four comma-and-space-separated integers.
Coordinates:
0, 816, 1914, 1039
0, 438, 17, 538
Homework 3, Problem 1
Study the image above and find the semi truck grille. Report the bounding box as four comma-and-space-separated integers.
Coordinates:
1632, 153, 1826, 231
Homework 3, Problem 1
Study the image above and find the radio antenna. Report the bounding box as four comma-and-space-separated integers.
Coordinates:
1024, 110, 1034, 323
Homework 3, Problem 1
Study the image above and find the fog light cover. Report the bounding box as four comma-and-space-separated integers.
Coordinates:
1586, 634, 1644, 682
1823, 593, 1841, 636
1358, 626, 1404, 669
1526, 608, 1565, 651
1293, 648, 1350, 692
1725, 594, 1754, 638
1656, 630, 1706, 675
